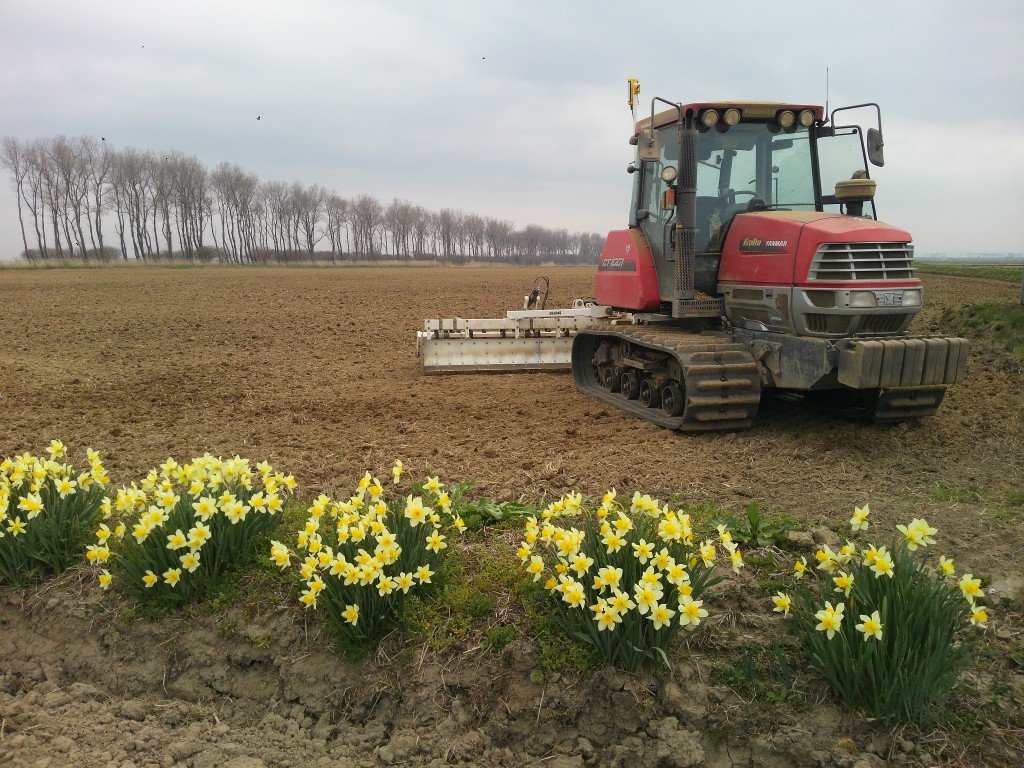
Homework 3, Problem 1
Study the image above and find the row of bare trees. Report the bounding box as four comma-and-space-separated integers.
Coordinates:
2, 136, 604, 265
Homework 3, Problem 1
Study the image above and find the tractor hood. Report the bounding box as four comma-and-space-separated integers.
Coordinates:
718, 211, 914, 287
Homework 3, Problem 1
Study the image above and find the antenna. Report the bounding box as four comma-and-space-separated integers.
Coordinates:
825, 67, 830, 123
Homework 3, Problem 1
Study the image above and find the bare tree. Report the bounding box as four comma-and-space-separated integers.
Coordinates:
1, 137, 32, 261
350, 194, 384, 259
324, 193, 350, 261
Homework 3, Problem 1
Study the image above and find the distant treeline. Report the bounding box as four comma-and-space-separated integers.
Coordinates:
1, 136, 605, 265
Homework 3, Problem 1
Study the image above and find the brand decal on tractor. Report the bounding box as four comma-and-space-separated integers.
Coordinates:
599, 257, 635, 271
740, 238, 789, 252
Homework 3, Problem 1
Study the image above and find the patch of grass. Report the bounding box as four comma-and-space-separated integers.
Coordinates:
482, 625, 516, 653
928, 482, 984, 504
250, 633, 272, 649
716, 643, 798, 704
939, 301, 1024, 372
519, 580, 600, 675
216, 618, 237, 638
398, 531, 521, 651
916, 262, 1023, 282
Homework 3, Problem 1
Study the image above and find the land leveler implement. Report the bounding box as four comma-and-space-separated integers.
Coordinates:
417, 84, 969, 431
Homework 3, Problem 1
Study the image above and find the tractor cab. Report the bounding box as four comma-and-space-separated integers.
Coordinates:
629, 102, 884, 273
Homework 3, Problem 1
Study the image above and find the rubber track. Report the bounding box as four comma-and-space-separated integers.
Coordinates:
572, 327, 762, 432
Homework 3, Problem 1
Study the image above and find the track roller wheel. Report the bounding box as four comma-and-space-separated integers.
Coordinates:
639, 378, 660, 408
661, 381, 684, 417
600, 366, 620, 393
621, 369, 640, 400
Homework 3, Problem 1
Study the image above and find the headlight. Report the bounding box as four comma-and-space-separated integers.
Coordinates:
661, 166, 678, 183
778, 110, 795, 129
724, 108, 741, 126
701, 109, 719, 128
900, 289, 922, 307
798, 109, 815, 127
849, 291, 877, 308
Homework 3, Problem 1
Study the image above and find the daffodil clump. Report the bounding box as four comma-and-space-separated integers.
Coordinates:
775, 505, 984, 725
273, 463, 467, 647
0, 441, 110, 585
93, 455, 294, 605
518, 489, 740, 671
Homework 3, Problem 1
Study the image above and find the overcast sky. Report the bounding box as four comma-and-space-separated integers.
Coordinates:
2, 0, 1022, 260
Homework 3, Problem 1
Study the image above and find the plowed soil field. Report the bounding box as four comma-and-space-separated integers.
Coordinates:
1, 264, 1022, 768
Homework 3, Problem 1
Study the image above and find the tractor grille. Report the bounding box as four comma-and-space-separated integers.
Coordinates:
859, 314, 913, 334
808, 242, 915, 281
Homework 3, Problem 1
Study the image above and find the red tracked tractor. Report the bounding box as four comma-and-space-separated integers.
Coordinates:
418, 83, 968, 431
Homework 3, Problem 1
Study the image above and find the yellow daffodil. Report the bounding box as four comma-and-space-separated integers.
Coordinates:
678, 595, 707, 627
698, 540, 716, 567
959, 574, 983, 603
561, 582, 587, 609
192, 496, 217, 521
602, 531, 625, 554
415, 564, 434, 584
143, 570, 158, 588
608, 589, 636, 614
869, 548, 894, 578
772, 592, 792, 616
897, 518, 938, 551
651, 548, 672, 571
425, 530, 446, 553
639, 567, 662, 589
163, 568, 182, 587
570, 553, 594, 576
527, 555, 545, 581
850, 504, 870, 531
396, 572, 415, 594
404, 496, 428, 527
595, 607, 623, 631
938, 555, 955, 577
343, 603, 360, 625
98, 570, 113, 590
833, 571, 854, 597
814, 601, 845, 639
632, 538, 655, 563
649, 602, 676, 630
166, 529, 187, 550
180, 551, 201, 573
633, 584, 663, 615
728, 547, 744, 573
969, 606, 989, 627
815, 545, 838, 572
17, 492, 44, 520
665, 563, 689, 587
855, 610, 883, 641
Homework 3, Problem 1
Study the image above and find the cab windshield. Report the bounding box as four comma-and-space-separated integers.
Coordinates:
689, 123, 814, 251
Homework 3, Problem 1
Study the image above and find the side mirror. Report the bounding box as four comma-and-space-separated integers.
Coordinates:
866, 128, 884, 167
